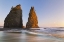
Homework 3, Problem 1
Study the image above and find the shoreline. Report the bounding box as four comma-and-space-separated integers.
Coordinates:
0, 28, 40, 31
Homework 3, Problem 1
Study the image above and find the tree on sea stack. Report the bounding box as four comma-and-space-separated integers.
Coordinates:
4, 4, 23, 28
26, 6, 39, 28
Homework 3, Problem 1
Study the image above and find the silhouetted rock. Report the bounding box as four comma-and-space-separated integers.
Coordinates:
4, 4, 23, 28
26, 7, 39, 28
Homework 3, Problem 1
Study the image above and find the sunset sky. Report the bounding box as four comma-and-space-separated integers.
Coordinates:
0, 0, 64, 27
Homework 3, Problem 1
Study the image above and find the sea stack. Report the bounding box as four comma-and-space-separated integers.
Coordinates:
26, 6, 39, 28
4, 4, 23, 28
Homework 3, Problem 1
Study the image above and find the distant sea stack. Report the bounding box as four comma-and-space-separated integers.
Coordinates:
26, 7, 39, 28
4, 4, 23, 28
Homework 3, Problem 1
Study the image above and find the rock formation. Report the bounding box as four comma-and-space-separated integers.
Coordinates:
4, 4, 23, 28
26, 7, 39, 28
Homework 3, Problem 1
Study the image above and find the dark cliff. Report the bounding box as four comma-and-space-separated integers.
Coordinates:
4, 4, 23, 28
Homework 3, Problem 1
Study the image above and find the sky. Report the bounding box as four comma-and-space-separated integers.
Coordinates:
0, 0, 64, 27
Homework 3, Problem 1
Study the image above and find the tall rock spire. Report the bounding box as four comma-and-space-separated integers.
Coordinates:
26, 6, 39, 28
4, 4, 23, 28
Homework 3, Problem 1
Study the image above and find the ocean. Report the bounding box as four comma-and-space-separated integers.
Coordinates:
0, 26, 3, 28
0, 27, 64, 42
